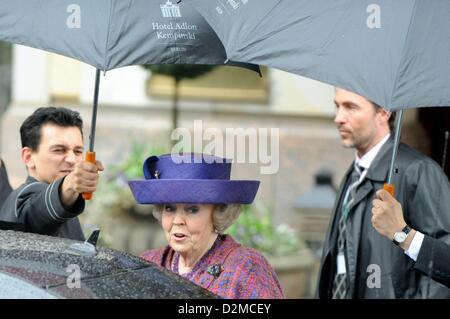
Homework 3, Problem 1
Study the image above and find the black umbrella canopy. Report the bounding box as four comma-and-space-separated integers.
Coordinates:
0, 230, 216, 299
0, 0, 247, 70
188, 0, 450, 194
0, 0, 260, 200
189, 0, 450, 110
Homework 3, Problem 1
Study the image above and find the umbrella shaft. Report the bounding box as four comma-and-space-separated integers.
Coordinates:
89, 69, 101, 152
387, 110, 404, 185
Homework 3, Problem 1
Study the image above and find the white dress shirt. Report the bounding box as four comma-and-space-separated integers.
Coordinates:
354, 133, 390, 179
405, 231, 424, 261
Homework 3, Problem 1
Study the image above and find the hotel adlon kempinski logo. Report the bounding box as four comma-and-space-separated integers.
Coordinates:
154, 1, 197, 41
161, 0, 182, 18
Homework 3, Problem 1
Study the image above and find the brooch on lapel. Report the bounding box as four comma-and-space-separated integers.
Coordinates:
207, 263, 224, 278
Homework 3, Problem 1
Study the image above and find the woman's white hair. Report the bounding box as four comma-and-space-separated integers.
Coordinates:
152, 204, 241, 233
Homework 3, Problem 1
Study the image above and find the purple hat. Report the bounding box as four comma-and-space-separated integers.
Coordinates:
128, 153, 260, 204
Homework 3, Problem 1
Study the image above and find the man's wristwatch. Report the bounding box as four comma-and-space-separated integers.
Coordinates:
393, 225, 411, 246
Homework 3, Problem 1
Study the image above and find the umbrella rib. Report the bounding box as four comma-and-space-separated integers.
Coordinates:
390, 0, 419, 109
240, 0, 283, 50
238, 15, 310, 57
217, 0, 282, 59
102, 0, 115, 71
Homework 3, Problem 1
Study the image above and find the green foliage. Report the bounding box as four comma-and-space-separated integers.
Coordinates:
226, 203, 304, 256
109, 142, 168, 179
143, 64, 215, 81
83, 141, 169, 247
89, 141, 168, 218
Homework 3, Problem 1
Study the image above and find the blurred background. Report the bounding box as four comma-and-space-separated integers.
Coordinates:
1, 43, 449, 298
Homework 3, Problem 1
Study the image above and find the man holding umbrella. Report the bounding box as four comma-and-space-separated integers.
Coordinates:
0, 107, 103, 240
317, 88, 450, 298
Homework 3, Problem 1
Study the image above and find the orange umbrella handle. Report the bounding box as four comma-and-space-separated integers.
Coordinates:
82, 151, 96, 200
383, 183, 395, 196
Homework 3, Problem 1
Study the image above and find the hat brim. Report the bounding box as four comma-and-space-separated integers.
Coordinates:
128, 179, 260, 204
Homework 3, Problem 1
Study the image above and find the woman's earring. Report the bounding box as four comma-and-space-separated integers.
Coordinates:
214, 228, 219, 234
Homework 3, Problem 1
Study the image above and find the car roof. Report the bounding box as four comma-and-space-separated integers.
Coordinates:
0, 230, 216, 299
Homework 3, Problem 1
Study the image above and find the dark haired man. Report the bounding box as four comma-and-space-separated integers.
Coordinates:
0, 107, 103, 240
317, 88, 450, 298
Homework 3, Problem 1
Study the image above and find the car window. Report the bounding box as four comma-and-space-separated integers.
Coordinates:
0, 271, 57, 299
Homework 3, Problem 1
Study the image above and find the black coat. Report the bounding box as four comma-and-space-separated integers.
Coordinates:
317, 136, 450, 298
0, 159, 12, 205
415, 235, 450, 289
0, 176, 85, 241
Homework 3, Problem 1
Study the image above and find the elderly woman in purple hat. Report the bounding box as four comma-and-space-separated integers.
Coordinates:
128, 153, 283, 299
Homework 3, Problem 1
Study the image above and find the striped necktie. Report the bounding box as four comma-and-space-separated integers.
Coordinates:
331, 162, 364, 299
